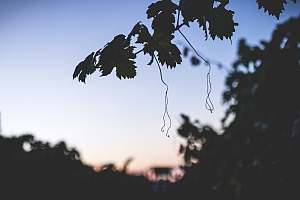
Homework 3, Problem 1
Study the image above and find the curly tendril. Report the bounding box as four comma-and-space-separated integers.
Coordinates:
154, 54, 171, 138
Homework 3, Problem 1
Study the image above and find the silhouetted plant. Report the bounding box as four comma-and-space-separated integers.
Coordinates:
0, 134, 154, 200
175, 15, 300, 200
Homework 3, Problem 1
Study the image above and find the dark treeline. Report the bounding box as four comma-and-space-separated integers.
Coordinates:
0, 134, 154, 200
1, 15, 299, 200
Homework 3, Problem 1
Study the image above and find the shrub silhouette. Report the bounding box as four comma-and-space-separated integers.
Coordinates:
0, 134, 153, 200
174, 15, 300, 200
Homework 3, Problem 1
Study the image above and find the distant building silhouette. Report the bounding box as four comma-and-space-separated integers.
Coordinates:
148, 167, 171, 194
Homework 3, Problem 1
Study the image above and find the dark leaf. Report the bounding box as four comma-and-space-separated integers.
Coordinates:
100, 45, 137, 79
207, 6, 238, 40
116, 46, 137, 79
122, 22, 143, 47
196, 15, 209, 40
147, 0, 178, 34
152, 9, 175, 34
136, 24, 153, 45
128, 21, 143, 38
179, 0, 213, 25
136, 24, 156, 65
99, 34, 126, 66
73, 52, 95, 83
98, 34, 128, 77
153, 31, 182, 68
180, 0, 237, 40
256, 0, 288, 19
137, 26, 182, 67
116, 59, 137, 79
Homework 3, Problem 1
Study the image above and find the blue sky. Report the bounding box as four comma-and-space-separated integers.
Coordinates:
1, 0, 299, 172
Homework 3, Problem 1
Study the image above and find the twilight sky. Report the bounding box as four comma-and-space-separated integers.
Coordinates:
1, 0, 299, 172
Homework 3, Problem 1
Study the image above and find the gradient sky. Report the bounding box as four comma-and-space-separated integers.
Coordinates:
1, 0, 299, 172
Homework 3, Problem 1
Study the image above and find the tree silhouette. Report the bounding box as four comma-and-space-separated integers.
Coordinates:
175, 15, 300, 199
0, 134, 154, 200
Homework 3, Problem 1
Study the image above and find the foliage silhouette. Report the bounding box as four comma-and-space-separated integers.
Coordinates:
174, 15, 300, 199
73, 0, 296, 135
73, 0, 296, 82
0, 134, 154, 200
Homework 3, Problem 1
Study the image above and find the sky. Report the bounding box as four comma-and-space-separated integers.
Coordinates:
1, 0, 299, 173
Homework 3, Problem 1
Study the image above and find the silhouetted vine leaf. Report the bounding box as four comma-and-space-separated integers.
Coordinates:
137, 28, 182, 68
136, 24, 156, 65
256, 0, 291, 19
147, 0, 178, 35
154, 31, 182, 68
179, 0, 212, 39
179, 0, 237, 40
115, 46, 137, 79
179, 0, 212, 25
73, 52, 95, 83
98, 34, 137, 79
122, 21, 143, 47
208, 6, 238, 40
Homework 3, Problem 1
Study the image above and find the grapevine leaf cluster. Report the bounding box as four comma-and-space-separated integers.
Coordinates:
72, 0, 296, 135
73, 0, 239, 83
179, 0, 238, 40
73, 0, 296, 82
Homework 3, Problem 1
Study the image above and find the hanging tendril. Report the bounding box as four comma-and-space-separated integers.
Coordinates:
154, 54, 171, 137
178, 29, 214, 113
